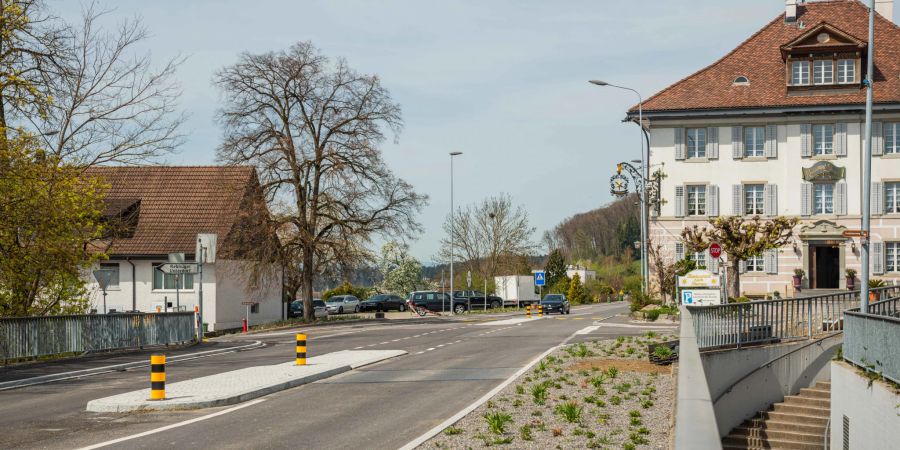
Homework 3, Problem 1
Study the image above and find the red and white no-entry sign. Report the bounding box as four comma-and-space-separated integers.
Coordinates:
708, 242, 722, 259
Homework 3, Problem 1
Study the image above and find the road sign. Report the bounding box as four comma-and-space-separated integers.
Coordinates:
240, 301, 258, 305
681, 289, 722, 306
708, 242, 722, 259
92, 269, 115, 291
534, 271, 546, 287
466, 270, 472, 288
678, 270, 720, 288
842, 230, 868, 238
158, 263, 200, 275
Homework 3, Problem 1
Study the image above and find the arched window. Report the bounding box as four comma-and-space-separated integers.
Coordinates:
733, 76, 750, 85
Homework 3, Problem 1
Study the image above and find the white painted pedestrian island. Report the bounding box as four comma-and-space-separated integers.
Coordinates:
475, 317, 542, 326
86, 350, 406, 413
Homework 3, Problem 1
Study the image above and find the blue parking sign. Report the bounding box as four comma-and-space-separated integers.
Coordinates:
534, 271, 546, 287
682, 291, 693, 305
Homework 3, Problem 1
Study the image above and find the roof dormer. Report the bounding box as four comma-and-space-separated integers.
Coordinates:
780, 23, 865, 92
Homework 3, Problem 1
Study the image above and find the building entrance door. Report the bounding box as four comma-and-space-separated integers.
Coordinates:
810, 245, 840, 289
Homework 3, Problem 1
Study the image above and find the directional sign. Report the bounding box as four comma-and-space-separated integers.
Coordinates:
158, 263, 200, 275
842, 230, 868, 238
534, 271, 546, 287
708, 242, 722, 260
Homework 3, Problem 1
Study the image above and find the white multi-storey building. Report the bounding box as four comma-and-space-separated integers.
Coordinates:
636, 0, 900, 296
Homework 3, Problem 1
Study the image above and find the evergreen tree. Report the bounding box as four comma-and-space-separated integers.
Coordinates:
544, 249, 566, 288
567, 272, 588, 304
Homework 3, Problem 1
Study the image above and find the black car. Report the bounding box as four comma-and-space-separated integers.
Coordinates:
289, 299, 327, 318
409, 291, 469, 315
359, 294, 407, 312
453, 290, 504, 309
540, 294, 570, 314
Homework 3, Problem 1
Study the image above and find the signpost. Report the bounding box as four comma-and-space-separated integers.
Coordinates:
158, 263, 200, 274
92, 269, 115, 314
466, 270, 472, 289
534, 271, 545, 305
707, 242, 726, 303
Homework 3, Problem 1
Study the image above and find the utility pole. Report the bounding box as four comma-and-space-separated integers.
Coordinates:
449, 151, 462, 314
860, 0, 875, 313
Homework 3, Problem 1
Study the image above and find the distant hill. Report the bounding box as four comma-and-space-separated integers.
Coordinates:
546, 194, 640, 261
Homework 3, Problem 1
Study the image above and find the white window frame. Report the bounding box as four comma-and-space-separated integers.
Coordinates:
691, 252, 707, 270
746, 254, 765, 272
887, 242, 899, 273
814, 183, 834, 215
813, 124, 834, 155
743, 126, 765, 157
837, 59, 855, 84
886, 122, 899, 155
152, 263, 195, 291
686, 128, 706, 159
686, 185, 707, 216
99, 263, 120, 290
792, 60, 810, 85
813, 60, 833, 85
886, 181, 900, 214
744, 184, 765, 215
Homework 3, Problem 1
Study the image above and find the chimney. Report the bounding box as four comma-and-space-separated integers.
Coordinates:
785, 0, 798, 23
876, 0, 894, 23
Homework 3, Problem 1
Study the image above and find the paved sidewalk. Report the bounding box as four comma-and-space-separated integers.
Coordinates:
86, 349, 406, 412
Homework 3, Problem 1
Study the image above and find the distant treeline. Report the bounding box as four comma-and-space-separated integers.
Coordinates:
546, 194, 640, 261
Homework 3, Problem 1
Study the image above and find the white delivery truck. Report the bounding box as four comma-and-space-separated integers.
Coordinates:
494, 275, 540, 306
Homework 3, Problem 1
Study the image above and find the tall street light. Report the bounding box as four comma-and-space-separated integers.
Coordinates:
449, 151, 463, 315
859, 0, 876, 313
589, 80, 649, 295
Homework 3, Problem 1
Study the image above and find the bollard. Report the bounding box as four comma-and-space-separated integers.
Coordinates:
242, 317, 248, 333
296, 333, 307, 365
538, 305, 543, 317
149, 354, 165, 400
526, 304, 531, 318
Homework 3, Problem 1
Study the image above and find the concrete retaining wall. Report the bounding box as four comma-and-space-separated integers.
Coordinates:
830, 361, 900, 450
675, 307, 722, 449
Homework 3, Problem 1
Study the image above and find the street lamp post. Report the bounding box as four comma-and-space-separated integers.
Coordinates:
859, 0, 876, 313
449, 151, 463, 315
589, 80, 649, 295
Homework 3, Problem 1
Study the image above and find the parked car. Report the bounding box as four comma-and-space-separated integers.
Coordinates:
540, 294, 570, 314
289, 299, 327, 318
408, 291, 469, 315
454, 290, 504, 309
359, 294, 407, 312
325, 295, 361, 314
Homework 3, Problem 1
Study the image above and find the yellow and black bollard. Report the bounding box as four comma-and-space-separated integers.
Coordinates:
149, 354, 165, 400
538, 305, 543, 317
296, 333, 307, 365
526, 304, 531, 318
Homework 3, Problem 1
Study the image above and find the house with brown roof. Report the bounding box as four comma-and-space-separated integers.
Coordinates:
84, 166, 283, 331
634, 0, 900, 296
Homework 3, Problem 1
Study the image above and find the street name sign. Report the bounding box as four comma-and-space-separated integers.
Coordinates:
842, 230, 868, 238
158, 263, 200, 275
534, 271, 546, 287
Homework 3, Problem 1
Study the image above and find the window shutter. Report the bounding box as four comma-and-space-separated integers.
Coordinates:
707, 127, 719, 159
873, 241, 884, 275
835, 122, 847, 156
872, 122, 883, 156
764, 184, 778, 217
835, 182, 847, 215
738, 259, 747, 274
675, 186, 685, 217
764, 249, 778, 274
732, 184, 744, 216
675, 242, 685, 261
872, 182, 884, 215
731, 126, 743, 159
764, 124, 778, 158
800, 124, 812, 157
707, 185, 719, 217
801, 182, 812, 216
674, 128, 685, 160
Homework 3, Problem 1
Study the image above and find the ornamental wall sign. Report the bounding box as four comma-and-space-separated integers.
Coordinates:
802, 161, 846, 182
610, 173, 629, 197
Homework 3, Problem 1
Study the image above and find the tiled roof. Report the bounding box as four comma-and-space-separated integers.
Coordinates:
637, 0, 900, 113
85, 166, 263, 257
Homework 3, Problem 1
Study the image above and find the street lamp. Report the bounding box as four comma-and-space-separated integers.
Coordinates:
449, 151, 463, 315
589, 80, 649, 295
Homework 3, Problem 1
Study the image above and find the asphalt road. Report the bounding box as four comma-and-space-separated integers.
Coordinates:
0, 302, 676, 449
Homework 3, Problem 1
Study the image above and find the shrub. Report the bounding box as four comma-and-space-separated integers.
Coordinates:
531, 382, 550, 405
645, 309, 660, 321
555, 401, 583, 423
484, 411, 513, 435
652, 346, 673, 359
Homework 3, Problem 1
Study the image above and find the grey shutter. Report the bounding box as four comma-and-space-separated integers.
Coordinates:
707, 184, 719, 217
707, 127, 719, 159
872, 182, 884, 215
764, 184, 778, 217
873, 241, 885, 275
732, 184, 744, 216
674, 186, 685, 217
800, 182, 812, 216
731, 126, 743, 159
675, 242, 685, 261
835, 182, 847, 216
800, 124, 812, 157
873, 121, 884, 156
764, 249, 778, 275
674, 128, 685, 160
764, 124, 778, 158
835, 122, 847, 156
738, 259, 747, 274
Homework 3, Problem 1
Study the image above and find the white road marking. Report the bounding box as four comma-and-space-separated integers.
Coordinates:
426, 347, 435, 351
77, 399, 267, 449
354, 346, 363, 349
379, 341, 389, 345
437, 344, 445, 348
575, 325, 601, 335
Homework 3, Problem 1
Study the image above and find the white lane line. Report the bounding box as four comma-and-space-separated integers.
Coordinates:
391, 339, 400, 342
402, 337, 410, 340
77, 399, 266, 450
575, 325, 601, 335
454, 340, 462, 344
416, 351, 425, 355
379, 341, 389, 345
354, 346, 364, 349
437, 344, 445, 348
367, 344, 376, 347
426, 347, 435, 352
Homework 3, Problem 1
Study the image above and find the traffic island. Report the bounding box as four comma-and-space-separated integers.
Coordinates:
86, 350, 406, 412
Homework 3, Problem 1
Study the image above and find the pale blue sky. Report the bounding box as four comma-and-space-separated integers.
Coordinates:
53, 1, 881, 262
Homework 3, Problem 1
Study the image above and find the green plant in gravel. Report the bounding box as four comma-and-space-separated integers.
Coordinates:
614, 382, 632, 394
574, 343, 592, 357
597, 413, 610, 425
491, 436, 513, 445
589, 374, 608, 387
535, 360, 547, 373
573, 427, 584, 436
531, 382, 551, 405
616, 336, 625, 343
555, 401, 583, 423
606, 367, 619, 379
641, 399, 654, 409
519, 425, 533, 441
623, 443, 636, 450
645, 330, 657, 338
486, 400, 495, 408
625, 347, 636, 355
515, 384, 525, 395
630, 417, 643, 426
652, 346, 673, 359
596, 386, 607, 396
610, 395, 622, 405
484, 411, 513, 435
584, 395, 598, 404
630, 432, 649, 445
595, 399, 606, 407
443, 426, 463, 435
513, 399, 523, 408
629, 410, 641, 418
641, 386, 656, 395
637, 427, 650, 435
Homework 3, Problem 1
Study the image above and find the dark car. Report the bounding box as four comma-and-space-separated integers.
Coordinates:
409, 291, 469, 315
359, 294, 407, 312
454, 290, 504, 310
289, 299, 327, 318
540, 294, 570, 315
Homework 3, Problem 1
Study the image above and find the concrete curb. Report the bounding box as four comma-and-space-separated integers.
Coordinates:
0, 340, 264, 392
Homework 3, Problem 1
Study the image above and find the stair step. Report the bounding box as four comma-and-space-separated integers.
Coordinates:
798, 388, 830, 399
784, 395, 830, 408
772, 403, 830, 417
759, 411, 828, 427
745, 419, 826, 435
730, 426, 824, 444
814, 381, 831, 390
722, 435, 825, 450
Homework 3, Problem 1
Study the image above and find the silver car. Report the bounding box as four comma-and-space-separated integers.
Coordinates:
325, 295, 360, 314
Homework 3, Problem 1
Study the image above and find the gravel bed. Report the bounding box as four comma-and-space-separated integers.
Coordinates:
422, 333, 676, 450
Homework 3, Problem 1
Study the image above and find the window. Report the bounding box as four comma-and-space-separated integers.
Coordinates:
99, 263, 120, 289
746, 254, 765, 272
886, 182, 900, 214
888, 242, 899, 272
886, 123, 899, 154
837, 59, 855, 83
744, 184, 765, 215
691, 252, 707, 270
687, 185, 707, 216
814, 183, 834, 214
813, 124, 834, 155
813, 60, 833, 84
152, 263, 194, 290
792, 60, 810, 85
686, 128, 706, 159
743, 126, 765, 157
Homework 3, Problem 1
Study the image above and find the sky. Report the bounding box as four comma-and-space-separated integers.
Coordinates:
52, 0, 886, 263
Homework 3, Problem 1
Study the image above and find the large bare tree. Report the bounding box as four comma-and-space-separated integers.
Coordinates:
215, 41, 426, 320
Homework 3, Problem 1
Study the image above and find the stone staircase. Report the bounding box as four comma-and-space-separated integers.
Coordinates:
722, 381, 831, 450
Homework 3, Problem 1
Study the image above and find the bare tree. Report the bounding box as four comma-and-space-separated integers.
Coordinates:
215, 41, 426, 320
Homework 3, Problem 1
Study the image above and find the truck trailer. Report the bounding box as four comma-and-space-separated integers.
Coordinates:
494, 275, 539, 306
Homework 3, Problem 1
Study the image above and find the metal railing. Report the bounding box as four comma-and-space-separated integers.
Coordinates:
844, 296, 900, 384
688, 286, 900, 350
0, 312, 196, 361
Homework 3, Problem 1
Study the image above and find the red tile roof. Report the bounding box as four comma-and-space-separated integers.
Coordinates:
85, 166, 267, 257
637, 0, 900, 113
